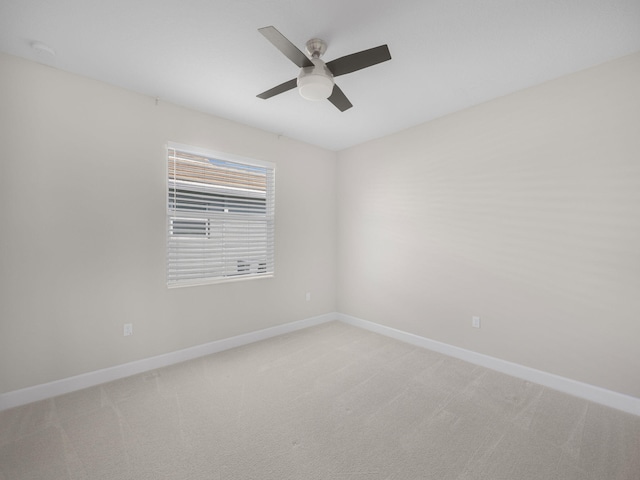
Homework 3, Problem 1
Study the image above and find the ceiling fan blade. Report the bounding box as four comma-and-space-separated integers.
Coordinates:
328, 84, 353, 112
257, 78, 298, 100
326, 45, 391, 77
259, 26, 313, 68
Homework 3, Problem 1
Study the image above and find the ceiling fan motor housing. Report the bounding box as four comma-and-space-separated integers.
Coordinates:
297, 58, 335, 101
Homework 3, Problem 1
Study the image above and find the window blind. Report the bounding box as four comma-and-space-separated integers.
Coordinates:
167, 145, 275, 287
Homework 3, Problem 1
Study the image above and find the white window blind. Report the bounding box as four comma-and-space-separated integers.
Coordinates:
167, 144, 275, 287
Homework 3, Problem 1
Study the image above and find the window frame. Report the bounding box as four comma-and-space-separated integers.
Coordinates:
166, 142, 275, 288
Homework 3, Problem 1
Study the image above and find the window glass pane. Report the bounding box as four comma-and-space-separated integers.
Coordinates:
167, 145, 275, 287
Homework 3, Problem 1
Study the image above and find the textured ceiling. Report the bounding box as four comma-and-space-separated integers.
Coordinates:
1, 0, 640, 151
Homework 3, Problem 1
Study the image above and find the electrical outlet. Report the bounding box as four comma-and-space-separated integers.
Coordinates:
472, 316, 481, 328
305, 292, 311, 301
124, 323, 133, 336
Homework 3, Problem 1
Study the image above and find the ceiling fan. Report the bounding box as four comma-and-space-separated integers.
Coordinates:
256, 26, 391, 112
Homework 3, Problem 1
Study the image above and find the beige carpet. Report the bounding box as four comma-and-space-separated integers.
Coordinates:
1, 321, 639, 479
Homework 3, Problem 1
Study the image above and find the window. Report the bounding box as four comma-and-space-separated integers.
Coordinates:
167, 143, 275, 287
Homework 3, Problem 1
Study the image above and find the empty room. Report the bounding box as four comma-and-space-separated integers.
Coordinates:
1, 1, 639, 479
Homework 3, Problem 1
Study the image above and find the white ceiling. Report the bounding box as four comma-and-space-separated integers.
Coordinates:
1, 0, 640, 151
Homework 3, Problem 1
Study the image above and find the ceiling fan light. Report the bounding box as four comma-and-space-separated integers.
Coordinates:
298, 74, 334, 101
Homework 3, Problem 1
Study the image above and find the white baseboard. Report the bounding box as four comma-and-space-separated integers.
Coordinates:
3, 311, 638, 417
0, 313, 337, 412
337, 313, 640, 417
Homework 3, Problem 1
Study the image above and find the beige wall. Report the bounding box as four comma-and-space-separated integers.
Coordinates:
2, 50, 640, 400
337, 52, 640, 397
0, 53, 337, 394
